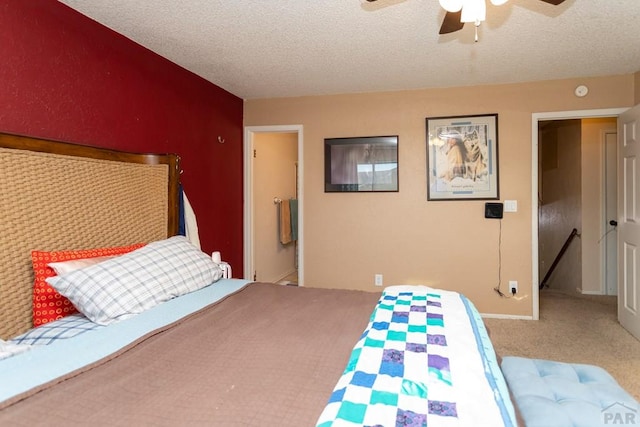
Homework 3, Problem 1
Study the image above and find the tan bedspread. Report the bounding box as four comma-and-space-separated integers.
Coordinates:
0, 283, 381, 426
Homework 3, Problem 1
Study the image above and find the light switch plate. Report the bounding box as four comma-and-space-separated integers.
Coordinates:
504, 200, 518, 212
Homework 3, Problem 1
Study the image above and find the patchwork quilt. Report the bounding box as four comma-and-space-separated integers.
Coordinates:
316, 286, 515, 427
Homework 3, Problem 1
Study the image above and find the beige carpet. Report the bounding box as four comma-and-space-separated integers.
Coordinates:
484, 290, 640, 401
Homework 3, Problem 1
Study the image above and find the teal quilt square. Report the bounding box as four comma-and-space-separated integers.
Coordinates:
364, 337, 385, 348
345, 347, 362, 372
370, 390, 399, 406
402, 379, 428, 399
427, 317, 444, 327
336, 401, 368, 423
387, 330, 407, 341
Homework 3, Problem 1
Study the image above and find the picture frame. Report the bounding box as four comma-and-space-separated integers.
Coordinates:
324, 135, 398, 192
426, 114, 499, 200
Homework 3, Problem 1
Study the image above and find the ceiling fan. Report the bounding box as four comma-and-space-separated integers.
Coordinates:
365, 0, 566, 39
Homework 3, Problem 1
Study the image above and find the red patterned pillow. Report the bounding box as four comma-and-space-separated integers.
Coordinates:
31, 243, 145, 327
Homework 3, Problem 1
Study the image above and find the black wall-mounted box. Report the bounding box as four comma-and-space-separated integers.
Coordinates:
485, 202, 504, 219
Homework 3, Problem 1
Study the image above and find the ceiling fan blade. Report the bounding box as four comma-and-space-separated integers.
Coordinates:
439, 11, 464, 35
538, 0, 566, 5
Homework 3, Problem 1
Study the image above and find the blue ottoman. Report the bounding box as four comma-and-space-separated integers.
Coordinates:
501, 357, 639, 427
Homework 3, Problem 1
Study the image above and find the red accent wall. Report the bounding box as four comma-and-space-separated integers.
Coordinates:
0, 1, 244, 273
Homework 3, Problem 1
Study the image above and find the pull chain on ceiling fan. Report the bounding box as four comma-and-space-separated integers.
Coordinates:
366, 0, 566, 42
440, 0, 507, 41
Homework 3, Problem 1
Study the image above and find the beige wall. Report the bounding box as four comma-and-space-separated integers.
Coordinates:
244, 74, 634, 317
581, 118, 617, 294
253, 132, 298, 282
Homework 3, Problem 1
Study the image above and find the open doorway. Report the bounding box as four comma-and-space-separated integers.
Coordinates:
538, 119, 583, 295
243, 125, 304, 286
531, 108, 626, 319
538, 118, 618, 296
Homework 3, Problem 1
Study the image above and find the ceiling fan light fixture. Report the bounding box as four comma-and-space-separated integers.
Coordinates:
438, 0, 463, 13
460, 0, 486, 24
436, 0, 564, 39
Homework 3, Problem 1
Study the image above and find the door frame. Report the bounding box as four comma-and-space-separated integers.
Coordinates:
602, 129, 619, 296
531, 108, 627, 320
243, 125, 304, 284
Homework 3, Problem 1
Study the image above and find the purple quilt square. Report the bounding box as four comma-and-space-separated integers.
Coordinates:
428, 354, 450, 372
405, 342, 426, 353
409, 305, 426, 312
396, 409, 427, 427
391, 311, 409, 323
428, 400, 457, 417
427, 334, 447, 346
380, 349, 405, 377
382, 349, 404, 363
427, 300, 442, 307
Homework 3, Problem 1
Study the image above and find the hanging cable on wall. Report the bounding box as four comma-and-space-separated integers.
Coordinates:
493, 219, 506, 297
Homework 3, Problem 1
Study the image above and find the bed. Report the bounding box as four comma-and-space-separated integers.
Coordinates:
0, 132, 517, 426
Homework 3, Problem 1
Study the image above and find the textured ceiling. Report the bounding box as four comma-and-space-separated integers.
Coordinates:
58, 0, 640, 100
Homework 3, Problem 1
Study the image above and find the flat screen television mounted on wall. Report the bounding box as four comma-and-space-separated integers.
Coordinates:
324, 135, 399, 192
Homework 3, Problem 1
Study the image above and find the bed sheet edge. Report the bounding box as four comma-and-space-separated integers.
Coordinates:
0, 278, 251, 405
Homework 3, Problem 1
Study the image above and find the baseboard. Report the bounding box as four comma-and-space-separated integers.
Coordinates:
577, 289, 606, 295
275, 269, 298, 286
275, 269, 297, 282
481, 313, 534, 320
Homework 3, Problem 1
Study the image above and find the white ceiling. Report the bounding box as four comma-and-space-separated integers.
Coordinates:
58, 0, 640, 100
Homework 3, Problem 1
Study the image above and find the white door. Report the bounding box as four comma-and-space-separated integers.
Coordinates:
618, 104, 640, 340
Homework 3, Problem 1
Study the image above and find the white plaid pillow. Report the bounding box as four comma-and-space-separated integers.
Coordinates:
46, 236, 223, 325
11, 313, 102, 345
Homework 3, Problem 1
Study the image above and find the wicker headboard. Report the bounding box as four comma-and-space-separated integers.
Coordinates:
0, 132, 180, 339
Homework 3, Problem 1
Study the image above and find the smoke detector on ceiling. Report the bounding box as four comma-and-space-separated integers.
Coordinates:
574, 85, 589, 97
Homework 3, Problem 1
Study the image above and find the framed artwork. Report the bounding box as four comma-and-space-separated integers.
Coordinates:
426, 114, 499, 200
324, 135, 398, 192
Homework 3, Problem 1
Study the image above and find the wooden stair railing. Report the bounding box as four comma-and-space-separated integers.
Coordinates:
539, 228, 579, 290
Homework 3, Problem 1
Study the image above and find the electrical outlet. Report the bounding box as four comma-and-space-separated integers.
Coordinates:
509, 280, 518, 294
374, 274, 383, 287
